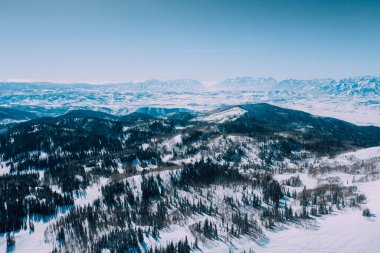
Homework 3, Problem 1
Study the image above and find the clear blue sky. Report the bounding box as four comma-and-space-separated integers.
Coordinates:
0, 0, 379, 83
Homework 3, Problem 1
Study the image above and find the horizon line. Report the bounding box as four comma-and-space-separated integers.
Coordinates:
1, 75, 378, 86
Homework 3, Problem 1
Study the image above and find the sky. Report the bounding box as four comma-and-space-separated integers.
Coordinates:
0, 0, 379, 83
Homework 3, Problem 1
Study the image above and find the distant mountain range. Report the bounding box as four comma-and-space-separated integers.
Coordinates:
212, 76, 380, 96
1, 76, 379, 95
0, 75, 379, 127
276, 76, 380, 96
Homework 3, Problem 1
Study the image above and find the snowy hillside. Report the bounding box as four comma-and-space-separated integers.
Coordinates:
194, 107, 247, 123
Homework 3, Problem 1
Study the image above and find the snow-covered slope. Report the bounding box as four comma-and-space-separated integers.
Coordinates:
336, 146, 380, 162
195, 106, 247, 123
250, 148, 380, 253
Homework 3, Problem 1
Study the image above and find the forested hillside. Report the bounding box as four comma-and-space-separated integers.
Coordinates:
0, 103, 379, 253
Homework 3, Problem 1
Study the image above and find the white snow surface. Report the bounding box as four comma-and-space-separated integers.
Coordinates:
337, 146, 380, 161
250, 180, 380, 253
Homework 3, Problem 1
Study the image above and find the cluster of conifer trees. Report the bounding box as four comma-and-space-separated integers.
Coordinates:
0, 173, 73, 234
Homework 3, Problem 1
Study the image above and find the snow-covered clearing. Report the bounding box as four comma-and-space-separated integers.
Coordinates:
74, 176, 109, 206
251, 179, 380, 253
336, 146, 380, 162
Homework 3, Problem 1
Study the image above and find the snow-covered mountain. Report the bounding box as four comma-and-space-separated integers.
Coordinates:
277, 76, 380, 96
277, 78, 337, 93
1, 76, 378, 95
212, 77, 278, 91
208, 75, 379, 96
326, 76, 380, 96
